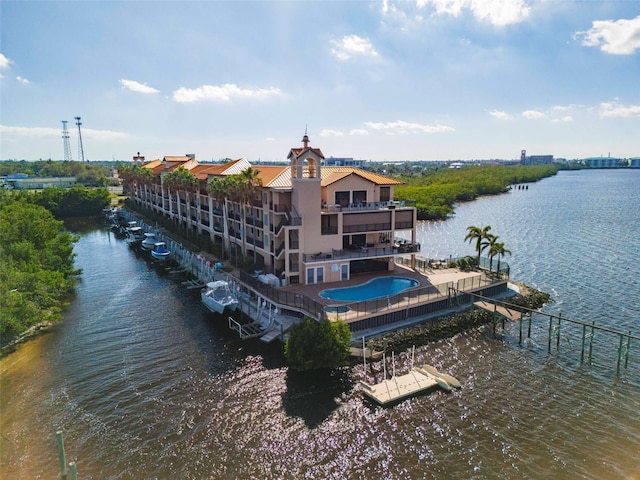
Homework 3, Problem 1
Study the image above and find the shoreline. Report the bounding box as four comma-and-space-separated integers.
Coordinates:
1, 321, 56, 358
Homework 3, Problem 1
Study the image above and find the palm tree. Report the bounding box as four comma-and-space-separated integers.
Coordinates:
465, 225, 492, 268
488, 238, 511, 277
238, 168, 263, 266
207, 176, 233, 259
223, 175, 245, 266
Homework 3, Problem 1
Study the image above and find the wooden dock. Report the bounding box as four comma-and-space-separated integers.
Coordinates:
360, 364, 460, 406
474, 300, 522, 321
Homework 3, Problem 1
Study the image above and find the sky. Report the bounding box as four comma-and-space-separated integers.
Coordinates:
1, 1, 638, 163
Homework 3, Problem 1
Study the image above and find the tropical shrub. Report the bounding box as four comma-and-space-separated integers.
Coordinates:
285, 317, 352, 371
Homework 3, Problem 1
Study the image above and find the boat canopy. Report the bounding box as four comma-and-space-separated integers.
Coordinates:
206, 281, 228, 289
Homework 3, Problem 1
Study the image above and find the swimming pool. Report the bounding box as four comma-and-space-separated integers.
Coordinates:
319, 276, 419, 302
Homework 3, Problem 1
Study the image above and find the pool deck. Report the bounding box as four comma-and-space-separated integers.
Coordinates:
283, 264, 485, 308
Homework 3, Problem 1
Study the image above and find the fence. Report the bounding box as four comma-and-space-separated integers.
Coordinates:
457, 290, 639, 379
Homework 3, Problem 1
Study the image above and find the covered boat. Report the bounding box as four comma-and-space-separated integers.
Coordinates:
141, 232, 157, 250
201, 281, 238, 314
150, 242, 171, 260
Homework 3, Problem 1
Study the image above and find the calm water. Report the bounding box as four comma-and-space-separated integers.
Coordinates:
319, 277, 419, 301
1, 169, 639, 479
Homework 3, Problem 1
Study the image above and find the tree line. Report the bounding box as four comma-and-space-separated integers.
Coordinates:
394, 164, 558, 220
0, 159, 118, 187
0, 187, 110, 345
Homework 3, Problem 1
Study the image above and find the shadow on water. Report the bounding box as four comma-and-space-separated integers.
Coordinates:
282, 368, 354, 429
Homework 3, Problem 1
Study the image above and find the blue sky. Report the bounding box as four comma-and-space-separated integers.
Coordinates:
1, 1, 638, 162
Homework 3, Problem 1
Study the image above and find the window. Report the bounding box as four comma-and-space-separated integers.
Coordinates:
341, 264, 349, 281
306, 266, 325, 284
335, 191, 350, 207
353, 190, 367, 205
380, 186, 390, 202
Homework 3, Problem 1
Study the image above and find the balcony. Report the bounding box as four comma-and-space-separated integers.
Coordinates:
302, 242, 420, 263
321, 200, 408, 213
343, 222, 391, 234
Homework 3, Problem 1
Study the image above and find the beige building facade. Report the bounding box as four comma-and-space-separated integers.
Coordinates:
128, 135, 419, 286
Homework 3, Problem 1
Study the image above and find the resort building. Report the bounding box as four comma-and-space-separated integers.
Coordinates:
126, 134, 420, 287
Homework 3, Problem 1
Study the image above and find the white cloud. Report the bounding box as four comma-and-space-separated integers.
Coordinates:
350, 129, 370, 136
489, 109, 510, 120
0, 124, 128, 140
416, 0, 530, 26
330, 35, 379, 61
521, 110, 545, 119
574, 16, 640, 55
417, 0, 467, 16
0, 125, 59, 138
319, 129, 345, 137
551, 116, 573, 123
470, 0, 530, 26
364, 120, 454, 134
0, 53, 12, 69
600, 101, 640, 118
119, 79, 160, 94
16, 76, 29, 84
172, 83, 282, 103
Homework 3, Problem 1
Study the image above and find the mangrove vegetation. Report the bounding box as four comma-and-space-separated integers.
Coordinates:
0, 187, 109, 346
394, 164, 558, 220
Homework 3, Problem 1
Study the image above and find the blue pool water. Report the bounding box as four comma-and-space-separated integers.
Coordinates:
319, 276, 419, 302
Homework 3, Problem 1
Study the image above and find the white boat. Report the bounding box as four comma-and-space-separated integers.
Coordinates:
141, 232, 157, 250
150, 242, 171, 260
127, 225, 145, 242
201, 281, 238, 314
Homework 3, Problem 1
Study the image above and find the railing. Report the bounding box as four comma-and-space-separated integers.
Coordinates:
455, 289, 639, 378
303, 243, 420, 263
239, 267, 506, 334
394, 221, 414, 230
239, 271, 324, 319
272, 204, 290, 213
321, 201, 408, 213
343, 222, 392, 234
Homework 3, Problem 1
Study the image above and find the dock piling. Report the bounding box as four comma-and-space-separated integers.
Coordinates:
68, 462, 77, 480
56, 430, 67, 479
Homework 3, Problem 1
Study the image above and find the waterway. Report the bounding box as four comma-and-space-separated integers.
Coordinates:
1, 169, 639, 479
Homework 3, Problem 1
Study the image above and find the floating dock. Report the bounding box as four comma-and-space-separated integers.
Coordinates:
360, 364, 461, 406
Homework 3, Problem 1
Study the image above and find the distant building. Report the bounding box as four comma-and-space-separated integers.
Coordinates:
5, 177, 76, 190
584, 157, 622, 168
323, 156, 367, 168
520, 150, 554, 165
627, 158, 639, 168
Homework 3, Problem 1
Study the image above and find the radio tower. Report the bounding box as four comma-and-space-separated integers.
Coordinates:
61, 120, 73, 161
75, 116, 86, 162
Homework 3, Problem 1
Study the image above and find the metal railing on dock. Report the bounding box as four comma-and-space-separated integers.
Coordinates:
454, 289, 639, 379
